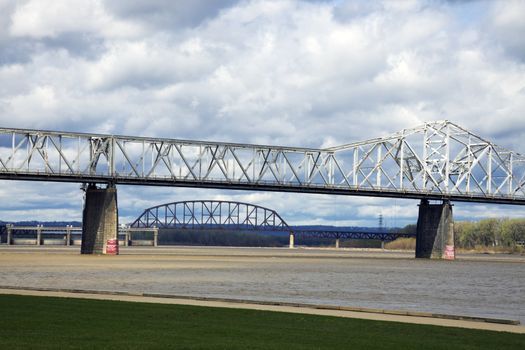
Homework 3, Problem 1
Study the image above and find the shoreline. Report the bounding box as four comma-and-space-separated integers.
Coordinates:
1, 244, 524, 262
1, 286, 523, 334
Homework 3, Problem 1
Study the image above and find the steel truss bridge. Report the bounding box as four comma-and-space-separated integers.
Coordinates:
131, 200, 289, 230
130, 200, 414, 241
0, 121, 524, 204
292, 230, 412, 241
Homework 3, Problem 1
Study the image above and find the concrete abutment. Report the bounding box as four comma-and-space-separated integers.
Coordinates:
415, 199, 455, 260
80, 183, 119, 255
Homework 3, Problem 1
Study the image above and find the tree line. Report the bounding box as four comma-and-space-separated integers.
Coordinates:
396, 218, 525, 249
454, 218, 525, 248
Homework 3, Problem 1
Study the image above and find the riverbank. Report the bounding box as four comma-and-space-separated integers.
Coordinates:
384, 237, 525, 255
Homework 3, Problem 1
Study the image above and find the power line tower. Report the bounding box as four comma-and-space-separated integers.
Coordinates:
378, 213, 385, 250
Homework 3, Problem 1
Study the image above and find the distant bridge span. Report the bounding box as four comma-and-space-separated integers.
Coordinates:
130, 200, 289, 231
130, 200, 415, 245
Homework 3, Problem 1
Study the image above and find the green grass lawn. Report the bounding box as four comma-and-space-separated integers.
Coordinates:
0, 294, 523, 349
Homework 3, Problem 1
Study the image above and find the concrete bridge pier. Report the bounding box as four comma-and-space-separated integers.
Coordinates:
289, 232, 295, 249
153, 228, 158, 247
335, 238, 340, 249
66, 226, 72, 246
81, 183, 119, 255
6, 224, 12, 245
36, 225, 42, 246
415, 199, 455, 260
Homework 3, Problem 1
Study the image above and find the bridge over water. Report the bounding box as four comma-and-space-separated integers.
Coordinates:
1, 200, 411, 248
130, 200, 414, 248
0, 121, 523, 258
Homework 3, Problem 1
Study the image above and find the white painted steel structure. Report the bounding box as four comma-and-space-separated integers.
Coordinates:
0, 121, 524, 204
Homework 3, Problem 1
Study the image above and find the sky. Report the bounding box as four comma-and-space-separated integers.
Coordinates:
0, 0, 524, 227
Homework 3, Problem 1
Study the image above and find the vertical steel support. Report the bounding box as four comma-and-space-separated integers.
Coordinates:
11, 132, 15, 168
423, 127, 428, 189
110, 137, 115, 176
376, 145, 382, 187
399, 139, 405, 189
488, 146, 492, 194
328, 154, 334, 185
466, 137, 471, 193
509, 153, 513, 195
58, 135, 62, 173
444, 123, 450, 192
76, 136, 80, 173
353, 148, 358, 187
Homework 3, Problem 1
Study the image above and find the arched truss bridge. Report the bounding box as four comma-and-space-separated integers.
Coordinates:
130, 200, 414, 241
130, 200, 290, 231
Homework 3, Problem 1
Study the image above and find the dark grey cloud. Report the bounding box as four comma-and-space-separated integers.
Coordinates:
0, 34, 105, 65
103, 0, 240, 30
0, 39, 34, 65
0, 1, 28, 64
43, 33, 106, 60
0, 1, 106, 64
487, 1, 525, 62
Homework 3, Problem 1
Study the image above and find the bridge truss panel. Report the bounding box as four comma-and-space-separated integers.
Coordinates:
0, 121, 524, 203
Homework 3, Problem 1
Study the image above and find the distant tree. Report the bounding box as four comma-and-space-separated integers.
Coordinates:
476, 219, 499, 246
455, 221, 477, 248
500, 219, 525, 247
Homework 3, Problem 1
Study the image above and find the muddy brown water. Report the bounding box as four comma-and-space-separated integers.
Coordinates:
0, 246, 523, 324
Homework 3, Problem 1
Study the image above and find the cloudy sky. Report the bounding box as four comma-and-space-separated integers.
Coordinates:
0, 0, 524, 226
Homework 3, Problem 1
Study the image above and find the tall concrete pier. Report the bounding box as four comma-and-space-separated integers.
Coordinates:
81, 183, 118, 254
415, 199, 455, 260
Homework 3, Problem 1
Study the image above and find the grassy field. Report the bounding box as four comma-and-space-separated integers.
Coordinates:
0, 294, 523, 349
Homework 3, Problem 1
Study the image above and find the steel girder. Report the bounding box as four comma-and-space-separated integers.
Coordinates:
0, 121, 524, 204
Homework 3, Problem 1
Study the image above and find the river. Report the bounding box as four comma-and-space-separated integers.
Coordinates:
0, 246, 523, 323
